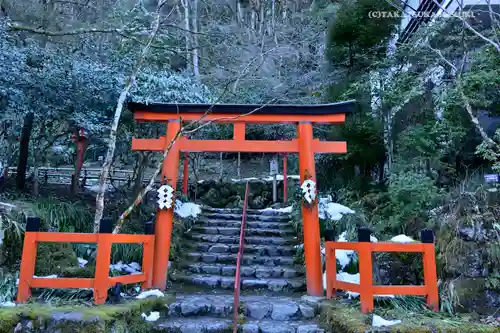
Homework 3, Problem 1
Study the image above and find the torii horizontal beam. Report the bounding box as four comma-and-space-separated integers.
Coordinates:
133, 111, 346, 124
131, 137, 347, 154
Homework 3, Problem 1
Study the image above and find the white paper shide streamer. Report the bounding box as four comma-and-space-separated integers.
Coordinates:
301, 179, 317, 204
157, 184, 174, 210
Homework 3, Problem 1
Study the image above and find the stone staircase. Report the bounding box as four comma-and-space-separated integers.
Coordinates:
156, 293, 326, 333
173, 206, 306, 293
165, 206, 327, 332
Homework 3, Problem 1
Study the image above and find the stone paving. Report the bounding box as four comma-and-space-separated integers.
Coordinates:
155, 294, 326, 333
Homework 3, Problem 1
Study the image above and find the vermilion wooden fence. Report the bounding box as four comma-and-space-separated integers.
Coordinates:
17, 217, 155, 305
325, 228, 439, 313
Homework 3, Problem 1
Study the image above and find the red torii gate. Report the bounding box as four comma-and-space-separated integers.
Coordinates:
129, 101, 355, 296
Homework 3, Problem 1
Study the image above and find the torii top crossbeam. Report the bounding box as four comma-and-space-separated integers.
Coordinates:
130, 100, 356, 154
128, 100, 355, 297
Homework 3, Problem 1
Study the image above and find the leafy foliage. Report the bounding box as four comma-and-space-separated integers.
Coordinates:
327, 0, 397, 69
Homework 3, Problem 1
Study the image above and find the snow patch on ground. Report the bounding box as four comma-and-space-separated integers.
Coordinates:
109, 261, 142, 274
372, 315, 402, 327
85, 184, 114, 193
136, 289, 164, 299
229, 174, 300, 183
259, 205, 293, 213
318, 197, 355, 220
141, 311, 160, 322
77, 257, 88, 267
390, 234, 415, 243
174, 200, 201, 218
0, 301, 15, 307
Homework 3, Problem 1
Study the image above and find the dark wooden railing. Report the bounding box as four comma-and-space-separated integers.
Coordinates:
233, 182, 249, 333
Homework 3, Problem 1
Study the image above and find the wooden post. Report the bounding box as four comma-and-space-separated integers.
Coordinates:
153, 120, 181, 289
297, 121, 323, 296
422, 229, 439, 311
358, 227, 374, 313
94, 218, 112, 305
17, 217, 41, 303
283, 154, 287, 202
324, 230, 337, 299
182, 152, 189, 196
142, 221, 155, 290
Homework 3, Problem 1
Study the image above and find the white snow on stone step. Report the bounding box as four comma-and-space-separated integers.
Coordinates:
390, 234, 415, 243
141, 311, 160, 322
77, 257, 88, 267
318, 197, 355, 220
136, 289, 164, 299
174, 200, 202, 218
260, 205, 294, 213
372, 314, 401, 327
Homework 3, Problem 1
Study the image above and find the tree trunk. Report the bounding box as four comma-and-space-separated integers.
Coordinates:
259, 4, 264, 35
271, 0, 276, 35
192, 0, 200, 80
181, 0, 191, 72
237, 0, 243, 25
16, 112, 34, 191
251, 10, 256, 33
133, 152, 149, 196
94, 2, 165, 232
33, 165, 39, 196
219, 152, 223, 180
237, 152, 241, 178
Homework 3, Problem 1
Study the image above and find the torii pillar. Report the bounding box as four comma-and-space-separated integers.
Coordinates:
298, 121, 323, 296
153, 120, 180, 289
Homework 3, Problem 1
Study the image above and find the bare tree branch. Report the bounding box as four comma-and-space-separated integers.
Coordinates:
428, 44, 498, 150
429, 0, 500, 52
93, 0, 167, 232
8, 21, 140, 36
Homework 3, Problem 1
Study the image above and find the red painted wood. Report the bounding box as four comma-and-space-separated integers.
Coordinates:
324, 240, 439, 313
233, 183, 249, 333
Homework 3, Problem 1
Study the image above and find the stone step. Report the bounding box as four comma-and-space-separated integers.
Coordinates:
194, 242, 295, 256
201, 212, 291, 222
197, 219, 292, 229
191, 226, 295, 237
172, 274, 306, 292
164, 294, 326, 319
187, 234, 297, 246
185, 263, 304, 278
202, 206, 292, 217
187, 252, 295, 266
154, 317, 324, 333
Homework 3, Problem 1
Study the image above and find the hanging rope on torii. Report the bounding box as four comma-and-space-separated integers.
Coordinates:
129, 101, 356, 296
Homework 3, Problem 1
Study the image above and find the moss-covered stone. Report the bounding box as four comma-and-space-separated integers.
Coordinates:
319, 300, 500, 333
0, 295, 175, 333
